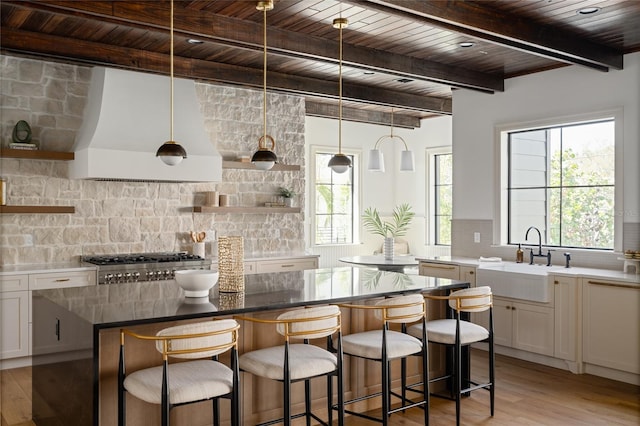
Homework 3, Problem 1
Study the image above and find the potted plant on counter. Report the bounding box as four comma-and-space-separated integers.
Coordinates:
363, 203, 414, 260
278, 187, 296, 207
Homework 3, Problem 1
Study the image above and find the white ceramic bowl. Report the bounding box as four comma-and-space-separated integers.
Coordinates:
174, 270, 219, 297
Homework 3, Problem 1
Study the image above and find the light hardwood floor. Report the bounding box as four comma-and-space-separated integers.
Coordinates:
2, 350, 638, 425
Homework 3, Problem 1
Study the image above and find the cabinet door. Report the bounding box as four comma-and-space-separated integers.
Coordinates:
512, 302, 554, 356
553, 275, 579, 361
460, 266, 476, 286
583, 280, 640, 374
0, 290, 29, 359
419, 262, 459, 279
475, 297, 512, 347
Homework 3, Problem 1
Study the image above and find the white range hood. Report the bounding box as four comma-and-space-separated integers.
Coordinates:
70, 67, 222, 182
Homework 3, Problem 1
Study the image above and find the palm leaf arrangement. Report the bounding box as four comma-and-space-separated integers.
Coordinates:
362, 203, 414, 238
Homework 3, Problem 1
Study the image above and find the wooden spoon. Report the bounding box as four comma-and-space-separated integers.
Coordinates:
197, 231, 206, 242
190, 231, 198, 243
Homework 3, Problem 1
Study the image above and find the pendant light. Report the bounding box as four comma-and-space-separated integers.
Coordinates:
156, 0, 187, 166
327, 17, 352, 174
368, 108, 415, 172
251, 0, 277, 171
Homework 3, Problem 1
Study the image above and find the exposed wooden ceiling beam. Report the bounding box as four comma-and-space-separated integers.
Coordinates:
0, 27, 452, 114
3, 0, 502, 92
360, 0, 623, 71
306, 102, 422, 128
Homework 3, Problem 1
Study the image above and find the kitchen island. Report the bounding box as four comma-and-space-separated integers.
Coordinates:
31, 266, 469, 426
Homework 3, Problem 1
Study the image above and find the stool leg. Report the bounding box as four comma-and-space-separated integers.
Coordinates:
212, 398, 220, 426
305, 378, 311, 426
455, 342, 461, 426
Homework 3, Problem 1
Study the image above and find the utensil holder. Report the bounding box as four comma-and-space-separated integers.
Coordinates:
192, 242, 205, 258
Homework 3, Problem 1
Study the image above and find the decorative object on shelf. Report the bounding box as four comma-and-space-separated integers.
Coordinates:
362, 203, 414, 260
278, 187, 295, 207
368, 108, 414, 172
156, 0, 187, 166
219, 194, 229, 207
11, 120, 33, 145
327, 16, 352, 174
0, 178, 6, 206
251, 0, 278, 171
218, 236, 245, 292
205, 191, 219, 207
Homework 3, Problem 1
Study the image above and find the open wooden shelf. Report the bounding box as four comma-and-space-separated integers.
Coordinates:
193, 206, 301, 214
222, 161, 300, 171
0, 205, 75, 214
0, 148, 74, 161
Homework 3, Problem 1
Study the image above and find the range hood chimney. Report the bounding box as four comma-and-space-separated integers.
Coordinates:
70, 67, 222, 182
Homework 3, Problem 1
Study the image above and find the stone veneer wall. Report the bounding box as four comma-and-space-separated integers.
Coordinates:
0, 55, 305, 265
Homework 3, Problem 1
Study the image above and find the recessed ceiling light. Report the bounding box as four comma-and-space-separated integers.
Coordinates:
396, 78, 414, 84
363, 71, 375, 75
459, 41, 475, 48
187, 38, 204, 44
577, 7, 600, 15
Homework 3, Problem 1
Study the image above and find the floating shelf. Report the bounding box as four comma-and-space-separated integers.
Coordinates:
222, 161, 300, 171
193, 206, 301, 214
0, 148, 74, 161
0, 205, 75, 214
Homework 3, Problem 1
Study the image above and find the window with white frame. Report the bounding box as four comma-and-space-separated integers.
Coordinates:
428, 148, 452, 245
503, 116, 617, 250
312, 148, 358, 245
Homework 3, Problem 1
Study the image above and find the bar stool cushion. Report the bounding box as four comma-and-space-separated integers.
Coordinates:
239, 344, 337, 381
409, 319, 488, 345
124, 358, 234, 405
341, 329, 422, 360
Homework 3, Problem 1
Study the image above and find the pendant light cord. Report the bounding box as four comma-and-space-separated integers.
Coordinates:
170, 0, 174, 142
338, 21, 343, 154
263, 5, 267, 142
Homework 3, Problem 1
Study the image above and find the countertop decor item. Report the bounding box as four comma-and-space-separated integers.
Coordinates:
174, 269, 219, 297
327, 16, 352, 174
363, 203, 414, 260
155, 0, 187, 165
218, 236, 245, 292
251, 0, 277, 170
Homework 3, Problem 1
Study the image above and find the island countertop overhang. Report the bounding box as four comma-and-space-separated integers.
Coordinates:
32, 266, 469, 330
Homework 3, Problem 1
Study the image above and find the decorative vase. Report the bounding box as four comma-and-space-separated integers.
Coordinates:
217, 236, 244, 293
383, 237, 394, 260
284, 197, 293, 207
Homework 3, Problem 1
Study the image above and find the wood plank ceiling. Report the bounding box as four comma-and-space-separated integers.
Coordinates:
2, 0, 640, 128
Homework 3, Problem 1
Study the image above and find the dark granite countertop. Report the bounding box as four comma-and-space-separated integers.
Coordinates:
32, 267, 468, 329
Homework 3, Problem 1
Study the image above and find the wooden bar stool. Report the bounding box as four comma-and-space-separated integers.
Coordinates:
337, 294, 429, 425
408, 286, 494, 426
235, 305, 344, 426
118, 318, 241, 426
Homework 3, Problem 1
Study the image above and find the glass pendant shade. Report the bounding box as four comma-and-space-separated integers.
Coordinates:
251, 148, 277, 170
400, 150, 415, 172
328, 153, 352, 174
368, 149, 384, 172
157, 141, 187, 165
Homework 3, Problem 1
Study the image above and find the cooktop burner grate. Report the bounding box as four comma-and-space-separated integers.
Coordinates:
83, 252, 203, 265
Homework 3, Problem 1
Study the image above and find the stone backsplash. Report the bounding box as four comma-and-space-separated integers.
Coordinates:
0, 55, 305, 265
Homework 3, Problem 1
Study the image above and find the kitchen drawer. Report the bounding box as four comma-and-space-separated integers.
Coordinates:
29, 270, 97, 290
419, 262, 460, 280
0, 274, 29, 292
256, 258, 318, 274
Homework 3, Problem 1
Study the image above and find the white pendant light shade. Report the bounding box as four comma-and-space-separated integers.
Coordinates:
400, 149, 415, 172
368, 149, 384, 172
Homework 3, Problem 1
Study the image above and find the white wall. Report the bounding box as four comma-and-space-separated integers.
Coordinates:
451, 52, 640, 264
304, 115, 452, 267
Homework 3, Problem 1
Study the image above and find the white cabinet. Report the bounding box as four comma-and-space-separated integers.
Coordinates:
419, 262, 460, 279
583, 279, 640, 374
0, 275, 29, 360
0, 269, 96, 363
476, 297, 554, 356
553, 275, 580, 362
